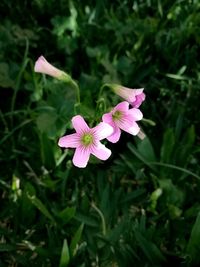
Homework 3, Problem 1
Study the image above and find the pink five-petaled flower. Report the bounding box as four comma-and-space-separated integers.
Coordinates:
102, 101, 143, 143
58, 115, 113, 168
34, 56, 69, 80
112, 84, 146, 108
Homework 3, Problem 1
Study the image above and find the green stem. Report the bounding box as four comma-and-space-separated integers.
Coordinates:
64, 78, 80, 114
59, 72, 80, 106
11, 38, 29, 127
98, 83, 111, 100
71, 79, 80, 104
91, 202, 106, 235
0, 109, 9, 132
95, 83, 112, 117
0, 119, 33, 145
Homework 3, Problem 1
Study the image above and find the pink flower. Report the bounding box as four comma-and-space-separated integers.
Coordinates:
102, 101, 143, 143
112, 84, 145, 108
34, 56, 69, 80
58, 115, 113, 168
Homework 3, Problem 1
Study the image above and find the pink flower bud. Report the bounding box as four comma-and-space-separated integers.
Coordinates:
112, 84, 146, 108
34, 56, 67, 80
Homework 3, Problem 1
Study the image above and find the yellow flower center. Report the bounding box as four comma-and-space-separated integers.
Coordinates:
81, 133, 94, 146
112, 110, 123, 121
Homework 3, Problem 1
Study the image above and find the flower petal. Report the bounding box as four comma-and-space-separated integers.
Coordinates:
114, 101, 129, 112
127, 122, 140, 135
132, 92, 146, 108
72, 115, 89, 133
72, 147, 90, 168
135, 88, 144, 96
92, 142, 111, 160
128, 108, 143, 121
102, 112, 113, 124
118, 118, 140, 136
58, 133, 80, 148
107, 126, 121, 143
34, 56, 47, 73
92, 122, 113, 140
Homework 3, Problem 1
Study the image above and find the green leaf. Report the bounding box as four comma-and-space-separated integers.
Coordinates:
120, 188, 146, 204
0, 244, 16, 252
57, 207, 76, 223
127, 142, 157, 172
75, 213, 98, 227
166, 73, 187, 80
177, 125, 195, 165
40, 132, 55, 170
100, 184, 110, 220
21, 182, 37, 224
70, 223, 84, 257
159, 179, 184, 207
0, 63, 14, 88
168, 204, 182, 219
186, 212, 200, 265
160, 128, 175, 163
137, 137, 157, 162
134, 230, 166, 264
27, 194, 55, 223
36, 110, 57, 137
59, 239, 70, 267
157, 0, 163, 17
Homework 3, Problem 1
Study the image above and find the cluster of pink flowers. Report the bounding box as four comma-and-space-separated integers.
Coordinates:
34, 56, 146, 168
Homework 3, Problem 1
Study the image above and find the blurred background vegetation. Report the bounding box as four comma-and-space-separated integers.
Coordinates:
0, 0, 200, 266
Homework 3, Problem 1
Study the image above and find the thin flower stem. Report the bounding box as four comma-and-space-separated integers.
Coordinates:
0, 109, 9, 132
0, 119, 33, 145
69, 79, 81, 114
95, 83, 111, 117
71, 79, 80, 104
11, 38, 29, 128
137, 130, 146, 140
98, 83, 111, 99
91, 202, 106, 236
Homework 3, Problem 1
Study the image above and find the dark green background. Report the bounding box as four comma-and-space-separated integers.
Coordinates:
0, 0, 200, 266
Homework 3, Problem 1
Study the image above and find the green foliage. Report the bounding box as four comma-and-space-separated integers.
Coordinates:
0, 0, 200, 266
59, 239, 70, 267
186, 212, 200, 266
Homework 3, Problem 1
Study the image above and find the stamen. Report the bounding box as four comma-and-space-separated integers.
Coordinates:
81, 133, 94, 146
112, 110, 123, 121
